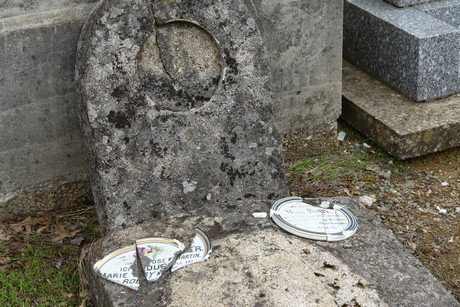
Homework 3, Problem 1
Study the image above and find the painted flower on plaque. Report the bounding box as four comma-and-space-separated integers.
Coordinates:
93, 228, 212, 290
136, 238, 185, 283
138, 245, 164, 258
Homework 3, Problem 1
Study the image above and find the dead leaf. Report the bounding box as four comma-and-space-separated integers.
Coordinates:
9, 223, 32, 234
0, 228, 12, 241
365, 164, 391, 179
344, 188, 353, 196
13, 216, 50, 226
53, 224, 80, 242
62, 292, 76, 300
8, 215, 51, 235
0, 257, 12, 265
9, 242, 25, 254
36, 225, 49, 233
56, 206, 95, 220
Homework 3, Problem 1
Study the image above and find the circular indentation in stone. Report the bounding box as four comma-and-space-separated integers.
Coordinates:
138, 21, 222, 112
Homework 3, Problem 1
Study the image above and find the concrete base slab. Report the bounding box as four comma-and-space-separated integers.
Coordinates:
385, 0, 433, 8
83, 198, 459, 306
342, 61, 460, 159
418, 0, 460, 28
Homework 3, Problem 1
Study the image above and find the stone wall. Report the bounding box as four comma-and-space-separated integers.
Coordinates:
0, 0, 97, 18
0, 3, 95, 220
244, 0, 342, 162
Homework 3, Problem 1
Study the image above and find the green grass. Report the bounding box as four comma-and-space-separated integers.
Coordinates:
0, 206, 98, 306
0, 242, 81, 306
289, 151, 378, 182
289, 122, 401, 179
290, 158, 318, 174
286, 120, 405, 198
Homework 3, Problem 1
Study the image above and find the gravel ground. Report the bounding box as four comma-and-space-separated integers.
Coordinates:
287, 120, 460, 301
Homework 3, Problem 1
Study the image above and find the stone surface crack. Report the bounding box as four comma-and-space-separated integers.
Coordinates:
154, 27, 176, 86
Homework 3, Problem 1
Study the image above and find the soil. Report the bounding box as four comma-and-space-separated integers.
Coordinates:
287, 120, 460, 301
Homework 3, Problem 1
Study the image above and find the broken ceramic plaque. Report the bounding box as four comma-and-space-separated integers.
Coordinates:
136, 237, 185, 283
171, 227, 212, 272
270, 196, 358, 241
93, 245, 140, 290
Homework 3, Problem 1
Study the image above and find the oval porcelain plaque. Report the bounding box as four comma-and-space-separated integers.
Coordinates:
171, 227, 212, 272
93, 245, 140, 290
270, 196, 358, 241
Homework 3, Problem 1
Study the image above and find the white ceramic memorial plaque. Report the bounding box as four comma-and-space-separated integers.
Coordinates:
93, 245, 140, 290
270, 196, 358, 241
171, 227, 212, 272
136, 238, 185, 283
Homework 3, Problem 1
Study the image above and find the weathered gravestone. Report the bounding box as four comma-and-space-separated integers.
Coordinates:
76, 0, 287, 233
76, 1, 460, 306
